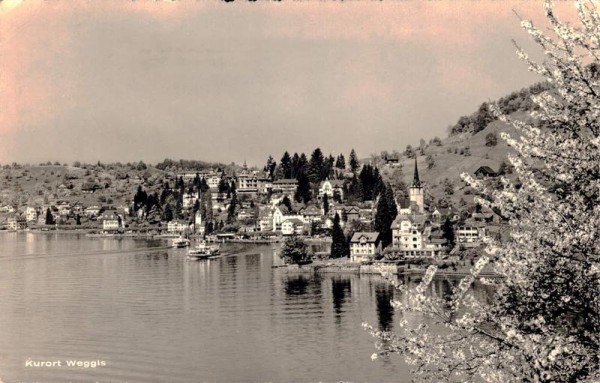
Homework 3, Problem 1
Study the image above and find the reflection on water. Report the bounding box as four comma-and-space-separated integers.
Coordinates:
0, 232, 490, 383
331, 277, 351, 318
284, 274, 311, 296
375, 284, 395, 331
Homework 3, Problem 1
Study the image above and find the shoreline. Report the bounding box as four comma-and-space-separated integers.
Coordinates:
278, 261, 500, 278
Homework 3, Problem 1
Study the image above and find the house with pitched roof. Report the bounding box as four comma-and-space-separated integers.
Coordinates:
6, 215, 27, 231
300, 205, 322, 224
271, 179, 298, 194
350, 232, 382, 263
391, 214, 448, 258
474, 166, 498, 179
281, 218, 305, 236
318, 179, 344, 202
457, 219, 486, 245
100, 209, 123, 231
237, 161, 259, 193
167, 220, 189, 234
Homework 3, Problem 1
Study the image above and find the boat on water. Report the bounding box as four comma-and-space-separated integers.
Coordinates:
171, 236, 191, 248
187, 241, 220, 260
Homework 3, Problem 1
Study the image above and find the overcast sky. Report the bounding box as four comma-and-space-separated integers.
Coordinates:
0, 1, 578, 166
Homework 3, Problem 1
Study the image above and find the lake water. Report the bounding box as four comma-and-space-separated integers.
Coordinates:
0, 232, 462, 383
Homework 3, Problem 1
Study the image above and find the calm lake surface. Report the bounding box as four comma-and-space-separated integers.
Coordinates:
0, 232, 468, 383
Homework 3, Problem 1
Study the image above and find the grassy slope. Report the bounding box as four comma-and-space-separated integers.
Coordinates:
0, 164, 167, 210
392, 111, 527, 207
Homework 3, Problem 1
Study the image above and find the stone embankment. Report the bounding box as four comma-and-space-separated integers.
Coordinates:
278, 261, 500, 278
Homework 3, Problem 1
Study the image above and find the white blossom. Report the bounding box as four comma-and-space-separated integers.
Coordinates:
365, 2, 600, 382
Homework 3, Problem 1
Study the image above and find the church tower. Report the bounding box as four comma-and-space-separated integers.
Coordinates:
409, 158, 424, 213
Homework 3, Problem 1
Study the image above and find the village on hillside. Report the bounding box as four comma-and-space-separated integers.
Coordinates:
0, 141, 509, 267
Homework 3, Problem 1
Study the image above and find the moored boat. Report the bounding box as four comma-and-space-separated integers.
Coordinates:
171, 236, 191, 248
187, 241, 220, 260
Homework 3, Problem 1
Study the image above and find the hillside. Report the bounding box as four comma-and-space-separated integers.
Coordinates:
0, 163, 166, 211
381, 110, 529, 210
0, 81, 544, 218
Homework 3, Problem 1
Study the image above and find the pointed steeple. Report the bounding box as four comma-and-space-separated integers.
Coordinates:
243, 160, 248, 170
412, 157, 421, 188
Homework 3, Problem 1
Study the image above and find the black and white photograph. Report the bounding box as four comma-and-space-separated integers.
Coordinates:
0, 0, 598, 382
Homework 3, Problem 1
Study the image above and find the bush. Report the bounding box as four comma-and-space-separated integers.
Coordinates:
280, 235, 311, 265
485, 132, 498, 146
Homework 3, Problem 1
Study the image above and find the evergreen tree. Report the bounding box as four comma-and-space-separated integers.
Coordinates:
133, 186, 147, 211
193, 199, 201, 215
227, 192, 237, 224
160, 183, 171, 205
175, 198, 183, 219
269, 160, 277, 179
298, 153, 308, 175
218, 178, 229, 194
385, 185, 398, 223
281, 195, 292, 212
322, 193, 329, 216
265, 155, 274, 174
203, 189, 213, 223
374, 184, 394, 248
163, 203, 174, 222
280, 151, 292, 179
349, 149, 359, 174
295, 171, 311, 204
204, 221, 213, 235
335, 154, 346, 169
307, 148, 324, 183
291, 153, 301, 178
175, 176, 184, 190
441, 217, 455, 249
324, 154, 335, 180
197, 178, 207, 192
45, 208, 54, 225
330, 213, 349, 259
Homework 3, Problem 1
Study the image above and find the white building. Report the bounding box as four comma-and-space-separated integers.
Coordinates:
182, 192, 200, 209
101, 210, 122, 231
457, 219, 486, 244
25, 206, 38, 222
237, 161, 259, 193
85, 206, 101, 218
272, 207, 303, 232
6, 216, 27, 231
391, 214, 447, 258
350, 232, 381, 263
271, 179, 298, 194
281, 218, 305, 236
167, 220, 189, 233
318, 179, 344, 202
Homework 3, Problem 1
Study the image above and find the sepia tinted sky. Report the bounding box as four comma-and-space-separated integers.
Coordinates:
0, 1, 578, 166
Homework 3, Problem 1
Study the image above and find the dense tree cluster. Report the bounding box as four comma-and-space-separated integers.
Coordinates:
132, 175, 218, 232
264, 147, 391, 209
448, 82, 552, 136
155, 158, 227, 171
